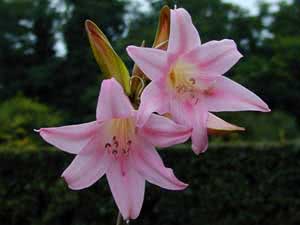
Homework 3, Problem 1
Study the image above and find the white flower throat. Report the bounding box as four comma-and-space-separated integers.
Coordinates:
167, 59, 214, 104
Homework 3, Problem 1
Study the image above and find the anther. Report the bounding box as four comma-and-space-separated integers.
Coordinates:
189, 78, 196, 85
112, 149, 118, 155
105, 143, 111, 148
176, 85, 185, 93
113, 141, 119, 148
123, 148, 130, 155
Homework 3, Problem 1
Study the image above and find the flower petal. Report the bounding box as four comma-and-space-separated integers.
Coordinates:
168, 97, 193, 125
182, 39, 243, 77
126, 46, 168, 81
207, 113, 245, 135
168, 8, 201, 55
169, 99, 208, 154
206, 76, 270, 112
132, 141, 188, 190
61, 135, 111, 190
191, 103, 209, 154
139, 114, 191, 148
97, 78, 134, 121
37, 121, 100, 154
106, 160, 145, 220
136, 82, 169, 127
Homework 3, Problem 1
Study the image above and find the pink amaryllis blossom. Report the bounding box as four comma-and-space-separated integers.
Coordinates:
127, 8, 270, 154
35, 78, 190, 220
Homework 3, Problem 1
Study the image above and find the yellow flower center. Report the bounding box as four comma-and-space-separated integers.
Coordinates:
167, 60, 200, 104
104, 118, 136, 158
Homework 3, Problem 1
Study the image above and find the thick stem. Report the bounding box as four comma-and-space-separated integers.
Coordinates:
116, 211, 122, 225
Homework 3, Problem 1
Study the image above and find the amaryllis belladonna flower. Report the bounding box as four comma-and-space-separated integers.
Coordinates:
36, 78, 190, 220
127, 8, 270, 154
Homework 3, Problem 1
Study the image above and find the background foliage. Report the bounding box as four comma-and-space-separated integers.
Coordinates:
0, 0, 299, 224
0, 0, 299, 146
1, 143, 300, 225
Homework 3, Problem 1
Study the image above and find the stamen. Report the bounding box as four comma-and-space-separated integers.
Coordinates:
167, 61, 202, 103
105, 143, 112, 153
113, 140, 119, 148
112, 149, 118, 155
105, 118, 135, 159
189, 78, 196, 85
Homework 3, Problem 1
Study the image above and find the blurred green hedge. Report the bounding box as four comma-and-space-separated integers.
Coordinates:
1, 143, 300, 225
0, 95, 64, 149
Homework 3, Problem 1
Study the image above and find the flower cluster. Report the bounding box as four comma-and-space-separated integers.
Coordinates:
36, 6, 269, 221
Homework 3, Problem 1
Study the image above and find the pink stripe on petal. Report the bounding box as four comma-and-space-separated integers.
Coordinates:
168, 8, 201, 55
206, 76, 270, 112
38, 121, 100, 154
169, 98, 208, 154
97, 78, 134, 121
169, 97, 200, 127
126, 46, 168, 81
62, 136, 111, 190
106, 160, 145, 220
133, 141, 188, 190
182, 39, 243, 77
139, 114, 191, 148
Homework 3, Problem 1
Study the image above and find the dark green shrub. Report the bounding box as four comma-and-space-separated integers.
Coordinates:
212, 110, 299, 143
0, 143, 300, 225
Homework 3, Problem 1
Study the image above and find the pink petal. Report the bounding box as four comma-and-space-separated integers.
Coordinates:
169, 99, 208, 154
139, 114, 191, 148
106, 160, 145, 220
205, 76, 270, 112
207, 113, 245, 132
182, 39, 243, 77
132, 141, 188, 190
136, 82, 169, 127
169, 98, 193, 126
168, 8, 201, 55
61, 135, 111, 190
191, 103, 209, 154
126, 46, 168, 81
37, 121, 100, 154
96, 78, 134, 121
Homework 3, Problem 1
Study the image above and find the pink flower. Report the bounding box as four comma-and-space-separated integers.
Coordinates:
36, 78, 190, 220
127, 8, 270, 154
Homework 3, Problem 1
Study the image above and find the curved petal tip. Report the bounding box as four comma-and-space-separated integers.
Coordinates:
192, 142, 208, 155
